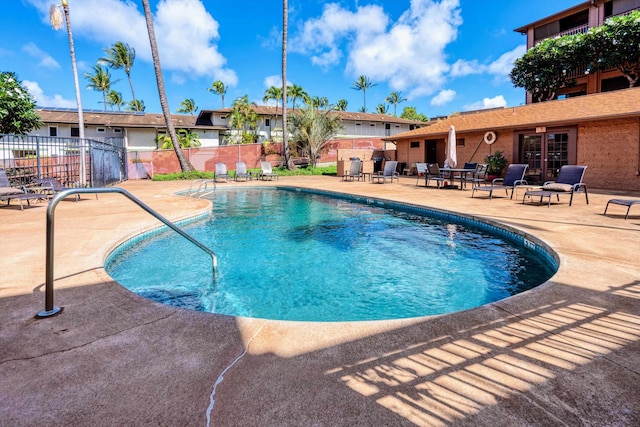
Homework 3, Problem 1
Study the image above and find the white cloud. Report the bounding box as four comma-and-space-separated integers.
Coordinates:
463, 95, 507, 111
22, 42, 60, 69
487, 45, 526, 75
27, 0, 237, 85
450, 45, 525, 78
450, 59, 481, 77
264, 75, 282, 88
291, 0, 462, 97
431, 89, 456, 106
23, 80, 76, 108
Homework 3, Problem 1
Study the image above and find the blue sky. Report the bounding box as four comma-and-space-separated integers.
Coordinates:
2, 0, 581, 118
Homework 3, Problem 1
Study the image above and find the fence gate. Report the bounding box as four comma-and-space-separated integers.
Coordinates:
89, 138, 127, 187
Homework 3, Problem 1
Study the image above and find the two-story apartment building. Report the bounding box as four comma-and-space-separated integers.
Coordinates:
32, 108, 225, 151
30, 107, 424, 152
195, 106, 424, 144
515, 0, 640, 103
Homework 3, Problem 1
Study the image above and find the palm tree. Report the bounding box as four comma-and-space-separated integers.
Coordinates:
208, 80, 227, 108
385, 91, 407, 116
100, 41, 138, 110
263, 85, 282, 137
352, 75, 376, 112
84, 64, 114, 111
106, 90, 124, 111
126, 99, 145, 111
49, 0, 84, 143
229, 95, 260, 144
156, 129, 201, 149
287, 84, 307, 109
333, 99, 348, 111
177, 98, 198, 115
375, 103, 389, 114
289, 106, 341, 167
282, 0, 293, 169
309, 96, 329, 109
141, 0, 191, 172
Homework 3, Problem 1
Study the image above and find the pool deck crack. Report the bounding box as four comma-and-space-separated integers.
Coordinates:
205, 323, 264, 427
0, 310, 179, 366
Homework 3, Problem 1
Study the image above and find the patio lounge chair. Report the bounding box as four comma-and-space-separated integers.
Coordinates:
258, 161, 278, 181
35, 177, 82, 201
0, 170, 49, 210
472, 163, 528, 199
371, 161, 399, 184
214, 163, 230, 182
522, 165, 588, 207
464, 163, 488, 189
234, 162, 252, 181
342, 160, 362, 181
425, 163, 445, 188
415, 163, 428, 186
604, 199, 640, 220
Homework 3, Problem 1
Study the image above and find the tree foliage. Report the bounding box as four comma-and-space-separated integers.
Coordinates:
510, 10, 640, 100
107, 90, 124, 111
385, 91, 407, 116
583, 11, 640, 87
228, 95, 260, 144
333, 99, 348, 111
400, 106, 429, 122
288, 106, 341, 167
287, 84, 307, 109
208, 80, 227, 108
177, 98, 198, 115
0, 71, 43, 134
125, 99, 145, 111
85, 64, 115, 110
156, 129, 201, 149
352, 75, 376, 112
100, 41, 139, 110
375, 103, 389, 114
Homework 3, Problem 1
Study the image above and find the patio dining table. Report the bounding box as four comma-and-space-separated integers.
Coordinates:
440, 168, 477, 190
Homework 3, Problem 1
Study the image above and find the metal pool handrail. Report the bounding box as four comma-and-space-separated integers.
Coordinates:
37, 187, 217, 318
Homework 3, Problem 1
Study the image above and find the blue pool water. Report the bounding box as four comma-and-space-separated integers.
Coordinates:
106, 188, 557, 322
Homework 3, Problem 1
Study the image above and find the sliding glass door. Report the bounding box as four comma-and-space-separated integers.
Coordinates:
518, 128, 576, 184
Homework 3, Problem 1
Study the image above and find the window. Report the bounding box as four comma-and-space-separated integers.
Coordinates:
456, 138, 465, 146
49, 126, 57, 137
410, 141, 420, 149
113, 128, 122, 133
265, 119, 271, 127
71, 127, 79, 137
97, 127, 106, 133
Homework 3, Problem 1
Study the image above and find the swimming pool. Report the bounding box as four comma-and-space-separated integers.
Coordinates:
106, 187, 557, 322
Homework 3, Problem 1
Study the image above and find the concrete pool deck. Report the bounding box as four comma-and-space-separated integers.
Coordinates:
1, 176, 639, 426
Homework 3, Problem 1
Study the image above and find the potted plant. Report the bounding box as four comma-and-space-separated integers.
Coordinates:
484, 150, 508, 181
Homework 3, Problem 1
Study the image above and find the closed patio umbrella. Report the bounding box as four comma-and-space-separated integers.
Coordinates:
446, 125, 457, 168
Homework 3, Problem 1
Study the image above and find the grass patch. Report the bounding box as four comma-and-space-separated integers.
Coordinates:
152, 164, 337, 181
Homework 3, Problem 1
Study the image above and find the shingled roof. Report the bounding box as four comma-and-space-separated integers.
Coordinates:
37, 108, 225, 130
384, 87, 640, 141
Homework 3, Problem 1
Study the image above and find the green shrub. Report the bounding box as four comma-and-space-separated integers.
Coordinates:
151, 165, 337, 181
152, 171, 214, 181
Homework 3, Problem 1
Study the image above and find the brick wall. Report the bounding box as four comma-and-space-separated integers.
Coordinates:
578, 118, 640, 191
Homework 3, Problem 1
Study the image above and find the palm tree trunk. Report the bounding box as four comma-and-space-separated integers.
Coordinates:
141, 0, 191, 172
126, 73, 138, 110
282, 0, 294, 170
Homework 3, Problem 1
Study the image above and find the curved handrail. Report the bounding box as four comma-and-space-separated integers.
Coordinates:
37, 187, 217, 318
186, 179, 216, 198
